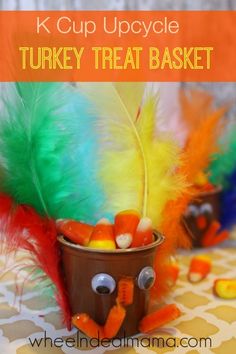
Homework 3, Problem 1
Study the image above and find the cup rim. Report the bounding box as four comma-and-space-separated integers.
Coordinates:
58, 230, 164, 254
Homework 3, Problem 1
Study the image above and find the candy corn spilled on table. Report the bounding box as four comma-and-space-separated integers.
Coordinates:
0, 246, 236, 354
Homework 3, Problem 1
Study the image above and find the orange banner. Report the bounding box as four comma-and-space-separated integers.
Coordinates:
0, 11, 235, 81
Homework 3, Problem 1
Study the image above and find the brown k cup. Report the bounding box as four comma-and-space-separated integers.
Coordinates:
58, 231, 164, 338
183, 186, 222, 247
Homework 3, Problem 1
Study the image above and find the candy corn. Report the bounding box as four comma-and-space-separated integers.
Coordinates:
202, 183, 215, 192
114, 210, 140, 249
214, 279, 236, 299
88, 218, 116, 250
117, 278, 134, 306
56, 219, 93, 246
131, 217, 153, 248
116, 234, 132, 249
188, 255, 211, 283
72, 313, 104, 338
166, 259, 179, 287
139, 304, 181, 333
194, 171, 208, 187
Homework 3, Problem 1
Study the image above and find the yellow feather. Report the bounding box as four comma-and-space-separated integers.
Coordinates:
78, 83, 185, 228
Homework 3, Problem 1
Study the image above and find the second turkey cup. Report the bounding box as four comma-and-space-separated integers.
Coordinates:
183, 186, 228, 247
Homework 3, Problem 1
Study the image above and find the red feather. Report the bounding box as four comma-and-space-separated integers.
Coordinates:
0, 193, 71, 329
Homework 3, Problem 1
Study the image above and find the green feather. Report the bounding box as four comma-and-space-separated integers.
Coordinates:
0, 82, 102, 222
209, 126, 236, 187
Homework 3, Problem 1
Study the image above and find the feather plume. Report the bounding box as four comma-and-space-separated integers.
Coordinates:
209, 123, 236, 229
180, 89, 214, 132
181, 110, 225, 182
0, 193, 71, 329
164, 89, 226, 236
145, 83, 187, 146
209, 125, 236, 187
0, 82, 103, 223
77, 83, 185, 228
219, 169, 236, 229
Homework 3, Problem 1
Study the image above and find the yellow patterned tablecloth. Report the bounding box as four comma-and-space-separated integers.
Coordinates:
0, 248, 236, 354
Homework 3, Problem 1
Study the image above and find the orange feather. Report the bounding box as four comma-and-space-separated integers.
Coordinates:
180, 89, 214, 132
152, 91, 226, 299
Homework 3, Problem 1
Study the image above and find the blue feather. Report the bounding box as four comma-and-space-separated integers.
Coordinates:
220, 169, 236, 230
60, 85, 107, 223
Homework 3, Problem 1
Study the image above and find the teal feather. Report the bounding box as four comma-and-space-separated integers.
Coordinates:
209, 126, 236, 188
0, 82, 103, 223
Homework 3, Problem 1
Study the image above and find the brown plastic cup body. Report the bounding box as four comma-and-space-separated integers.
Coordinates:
58, 232, 164, 338
183, 186, 222, 247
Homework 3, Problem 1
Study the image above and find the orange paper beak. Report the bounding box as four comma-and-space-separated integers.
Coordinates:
196, 215, 207, 230
117, 278, 134, 306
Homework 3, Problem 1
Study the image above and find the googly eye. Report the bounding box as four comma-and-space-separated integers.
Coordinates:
184, 205, 199, 217
91, 273, 116, 295
137, 267, 156, 290
200, 203, 213, 214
